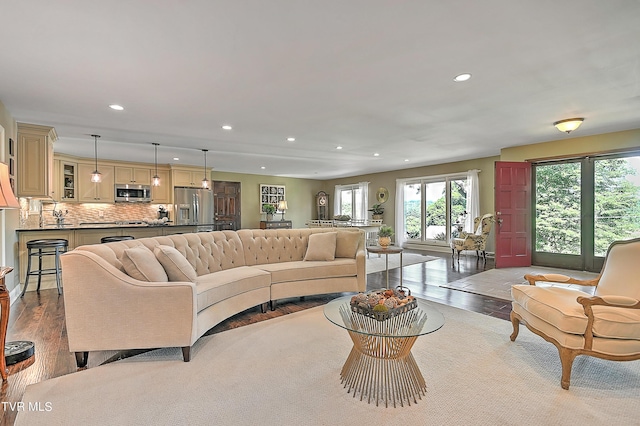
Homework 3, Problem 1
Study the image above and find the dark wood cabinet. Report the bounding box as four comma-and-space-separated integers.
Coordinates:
260, 220, 292, 229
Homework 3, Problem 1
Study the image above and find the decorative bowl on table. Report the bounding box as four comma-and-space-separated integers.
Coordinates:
350, 288, 416, 321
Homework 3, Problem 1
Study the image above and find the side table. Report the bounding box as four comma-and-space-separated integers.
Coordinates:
366, 245, 408, 292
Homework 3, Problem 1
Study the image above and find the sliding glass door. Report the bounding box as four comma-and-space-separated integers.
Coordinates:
533, 153, 640, 271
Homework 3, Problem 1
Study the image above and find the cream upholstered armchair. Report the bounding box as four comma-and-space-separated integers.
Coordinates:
451, 213, 494, 260
510, 237, 640, 390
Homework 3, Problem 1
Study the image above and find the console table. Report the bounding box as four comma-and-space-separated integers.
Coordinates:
259, 220, 292, 229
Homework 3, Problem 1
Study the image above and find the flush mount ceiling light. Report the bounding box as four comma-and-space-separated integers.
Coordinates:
336, 146, 343, 150
201, 149, 210, 189
454, 73, 472, 82
553, 118, 584, 134
287, 137, 296, 142
221, 125, 232, 130
373, 153, 380, 157
90, 134, 102, 183
109, 104, 124, 111
152, 143, 160, 186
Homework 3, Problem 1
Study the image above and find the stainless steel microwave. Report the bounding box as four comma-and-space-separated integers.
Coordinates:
114, 184, 152, 203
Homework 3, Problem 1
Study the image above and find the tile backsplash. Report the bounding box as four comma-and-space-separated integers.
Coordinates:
20, 199, 172, 228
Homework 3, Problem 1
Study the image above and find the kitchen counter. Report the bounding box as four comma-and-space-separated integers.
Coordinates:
15, 223, 212, 289
15, 222, 217, 232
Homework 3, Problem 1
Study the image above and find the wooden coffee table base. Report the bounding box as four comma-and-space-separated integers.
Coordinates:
341, 332, 426, 407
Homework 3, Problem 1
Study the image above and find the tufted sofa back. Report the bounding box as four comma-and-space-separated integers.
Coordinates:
74, 227, 356, 277
76, 230, 246, 276
237, 228, 343, 265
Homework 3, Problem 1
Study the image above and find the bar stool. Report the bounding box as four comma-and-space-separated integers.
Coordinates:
20, 239, 68, 297
100, 236, 134, 243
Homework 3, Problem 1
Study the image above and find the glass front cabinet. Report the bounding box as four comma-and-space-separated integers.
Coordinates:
60, 161, 77, 202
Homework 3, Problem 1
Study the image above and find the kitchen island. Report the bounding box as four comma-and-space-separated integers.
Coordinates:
15, 223, 210, 291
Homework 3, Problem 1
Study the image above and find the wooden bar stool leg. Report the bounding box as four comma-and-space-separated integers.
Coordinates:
36, 248, 43, 293
20, 249, 33, 298
54, 247, 62, 294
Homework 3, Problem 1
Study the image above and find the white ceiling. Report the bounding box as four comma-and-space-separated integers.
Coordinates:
1, 1, 640, 180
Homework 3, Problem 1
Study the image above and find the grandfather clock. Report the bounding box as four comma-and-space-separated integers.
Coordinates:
316, 191, 329, 220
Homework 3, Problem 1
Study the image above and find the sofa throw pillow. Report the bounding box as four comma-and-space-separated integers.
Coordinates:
122, 246, 168, 282
154, 245, 197, 282
335, 231, 360, 258
304, 232, 337, 261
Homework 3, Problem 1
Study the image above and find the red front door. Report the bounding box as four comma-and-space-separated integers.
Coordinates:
494, 161, 531, 268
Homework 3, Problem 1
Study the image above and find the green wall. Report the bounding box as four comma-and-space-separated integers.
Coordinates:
322, 128, 639, 253
324, 155, 498, 233
501, 128, 640, 162
211, 170, 326, 229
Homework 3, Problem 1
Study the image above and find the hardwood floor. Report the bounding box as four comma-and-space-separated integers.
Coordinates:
0, 250, 509, 425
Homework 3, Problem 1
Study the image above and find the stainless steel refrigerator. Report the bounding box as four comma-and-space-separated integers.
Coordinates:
173, 187, 215, 230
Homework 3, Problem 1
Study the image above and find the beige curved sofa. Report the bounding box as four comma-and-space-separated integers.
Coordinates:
61, 228, 365, 368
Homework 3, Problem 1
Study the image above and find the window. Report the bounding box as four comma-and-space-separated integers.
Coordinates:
399, 174, 467, 246
334, 182, 368, 221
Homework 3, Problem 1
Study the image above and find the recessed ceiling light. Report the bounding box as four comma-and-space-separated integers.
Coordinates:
109, 104, 124, 111
404, 159, 409, 162
261, 166, 266, 170
222, 125, 232, 130
373, 153, 380, 157
454, 73, 472, 82
336, 146, 343, 150
173, 157, 179, 161
287, 137, 296, 142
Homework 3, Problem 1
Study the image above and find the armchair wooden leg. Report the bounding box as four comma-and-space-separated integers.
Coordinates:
558, 347, 578, 390
509, 310, 520, 342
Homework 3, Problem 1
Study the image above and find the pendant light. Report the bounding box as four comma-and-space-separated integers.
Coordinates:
152, 143, 160, 186
90, 134, 102, 183
201, 149, 209, 189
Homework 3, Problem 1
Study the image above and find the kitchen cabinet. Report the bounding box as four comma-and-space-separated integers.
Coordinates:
59, 160, 78, 202
78, 163, 115, 203
151, 169, 171, 204
125, 228, 165, 239
162, 225, 196, 235
74, 229, 112, 246
172, 168, 206, 187
115, 166, 151, 185
17, 123, 57, 198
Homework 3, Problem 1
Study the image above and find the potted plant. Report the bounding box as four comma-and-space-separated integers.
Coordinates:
377, 225, 394, 248
369, 204, 384, 220
262, 203, 276, 221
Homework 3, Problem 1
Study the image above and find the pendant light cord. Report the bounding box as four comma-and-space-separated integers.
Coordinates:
92, 134, 100, 171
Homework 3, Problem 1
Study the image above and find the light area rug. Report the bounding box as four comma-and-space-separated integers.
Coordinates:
441, 266, 600, 301
17, 304, 639, 425
366, 252, 437, 274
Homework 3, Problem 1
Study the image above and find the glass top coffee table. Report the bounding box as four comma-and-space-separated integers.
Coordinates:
324, 294, 444, 407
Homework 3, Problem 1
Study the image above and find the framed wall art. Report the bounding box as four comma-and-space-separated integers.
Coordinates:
260, 184, 285, 213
